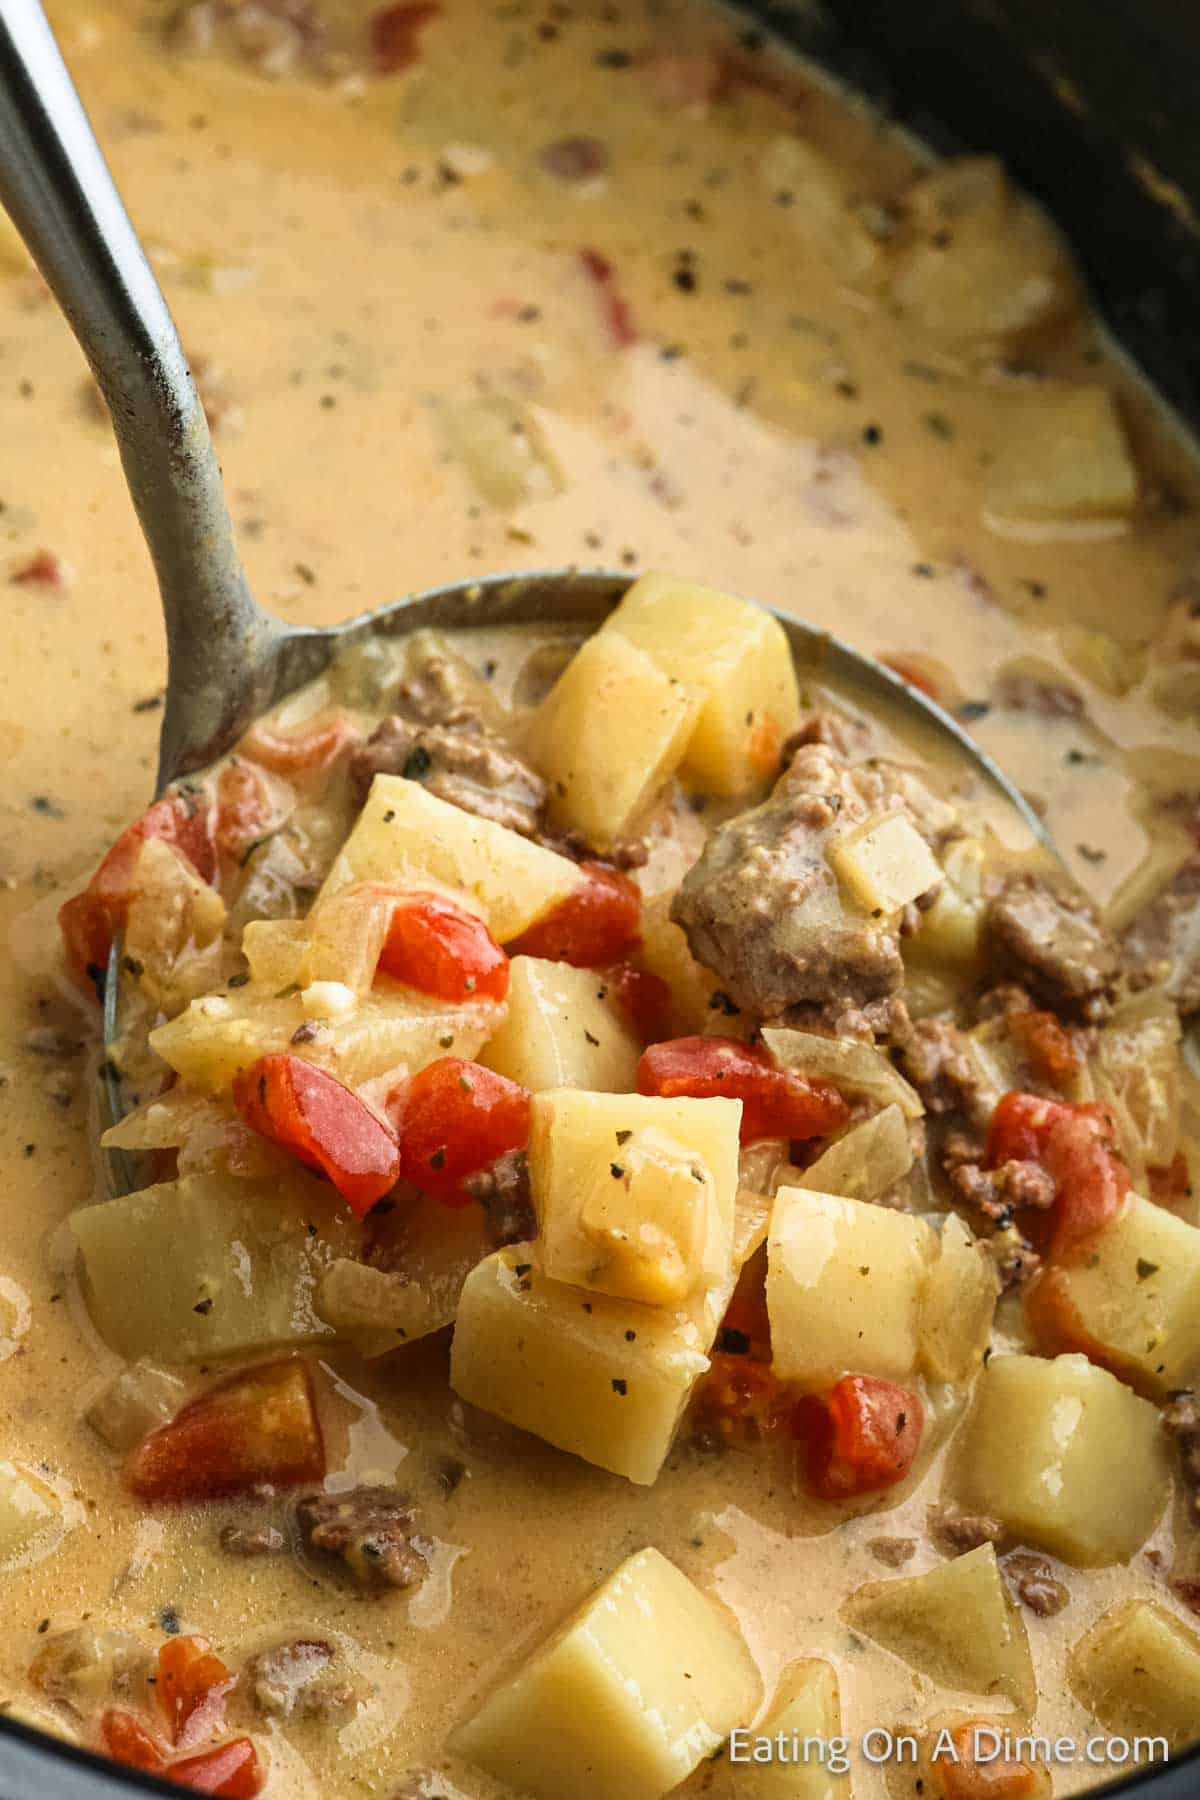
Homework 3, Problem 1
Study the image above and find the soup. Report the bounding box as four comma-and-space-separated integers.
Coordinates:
4, 2, 1200, 1797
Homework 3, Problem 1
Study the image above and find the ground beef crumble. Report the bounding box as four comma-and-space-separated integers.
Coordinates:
296, 1487, 428, 1590
986, 871, 1117, 1022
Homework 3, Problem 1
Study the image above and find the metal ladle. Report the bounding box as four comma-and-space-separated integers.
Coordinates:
0, 3, 1047, 1072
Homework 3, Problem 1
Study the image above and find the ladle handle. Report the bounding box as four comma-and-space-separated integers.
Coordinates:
0, 0, 276, 786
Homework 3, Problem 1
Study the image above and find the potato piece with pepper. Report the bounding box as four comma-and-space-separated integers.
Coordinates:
319, 773, 583, 940
530, 1089, 741, 1305
1069, 1601, 1200, 1751
453, 1547, 760, 1800
526, 631, 703, 850
712, 1659, 848, 1800
479, 956, 640, 1092
597, 573, 801, 796
985, 386, 1138, 527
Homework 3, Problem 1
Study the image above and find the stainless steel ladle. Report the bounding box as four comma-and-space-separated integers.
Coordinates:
0, 2, 1047, 972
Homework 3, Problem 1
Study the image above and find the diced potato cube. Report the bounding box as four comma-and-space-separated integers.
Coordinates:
0, 1462, 73, 1572
903, 836, 986, 973
919, 1215, 999, 1384
83, 1363, 186, 1452
526, 631, 703, 850
599, 573, 801, 797
531, 1090, 741, 1307
149, 976, 498, 1094
319, 774, 583, 941
1026, 1193, 1200, 1398
950, 1353, 1171, 1565
796, 1105, 913, 1202
315, 1192, 493, 1355
71, 1171, 357, 1363
1069, 1600, 1200, 1751
241, 917, 308, 991
985, 386, 1138, 526
450, 1246, 714, 1484
829, 812, 942, 917
480, 956, 640, 1092
452, 1546, 760, 1800
767, 1187, 935, 1387
715, 1659, 848, 1800
842, 1544, 1035, 1711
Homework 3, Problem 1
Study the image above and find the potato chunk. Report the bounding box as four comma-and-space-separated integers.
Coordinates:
480, 956, 640, 1092
842, 1544, 1035, 1711
598, 573, 801, 796
452, 1547, 760, 1800
242, 886, 393, 997
767, 1187, 934, 1387
451, 1244, 725, 1483
950, 1353, 1170, 1565
149, 976, 497, 1094
985, 386, 1138, 527
1027, 1193, 1200, 1398
71, 1171, 356, 1363
1069, 1601, 1200, 1751
319, 773, 583, 940
919, 1214, 999, 1384
125, 837, 226, 1011
531, 1089, 740, 1306
829, 812, 942, 917
716, 1659, 848, 1800
526, 631, 702, 850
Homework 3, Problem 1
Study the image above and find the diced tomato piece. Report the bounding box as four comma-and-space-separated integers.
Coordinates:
101, 1709, 168, 1775
604, 961, 672, 1042
578, 249, 638, 349
940, 1723, 1046, 1800
1008, 1009, 1081, 1086
506, 861, 641, 967
987, 1091, 1129, 1259
882, 654, 941, 701
126, 1360, 325, 1502
215, 759, 276, 863
377, 891, 509, 1004
59, 791, 217, 991
390, 1057, 531, 1206
698, 1354, 790, 1445
169, 1738, 266, 1798
793, 1375, 924, 1501
371, 0, 439, 73
231, 1054, 400, 1215
239, 714, 356, 775
158, 1637, 235, 1750
637, 1036, 850, 1143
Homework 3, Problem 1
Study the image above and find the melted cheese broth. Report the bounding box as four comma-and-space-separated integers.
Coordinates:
1, 0, 1199, 1793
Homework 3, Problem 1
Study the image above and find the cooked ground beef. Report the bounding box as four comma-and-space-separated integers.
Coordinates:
390, 638, 499, 730
866, 1536, 917, 1568
928, 1504, 1008, 1556
951, 1156, 1057, 1226
219, 1522, 285, 1557
296, 1487, 428, 1590
350, 713, 547, 838
1002, 1552, 1070, 1617
781, 709, 871, 761
245, 1638, 357, 1721
463, 1150, 536, 1246
900, 1018, 991, 1125
671, 742, 916, 1020
1121, 858, 1200, 1015
987, 872, 1117, 1022
1164, 1391, 1200, 1526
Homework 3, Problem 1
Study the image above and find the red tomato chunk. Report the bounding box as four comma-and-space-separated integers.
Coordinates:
158, 1637, 234, 1749
378, 891, 509, 1003
986, 1090, 1129, 1259
636, 1036, 850, 1143
239, 714, 357, 774
169, 1738, 266, 1798
390, 1057, 531, 1205
506, 861, 641, 966
59, 791, 217, 990
794, 1375, 924, 1501
232, 1054, 400, 1215
126, 1360, 325, 1502
604, 960, 672, 1042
